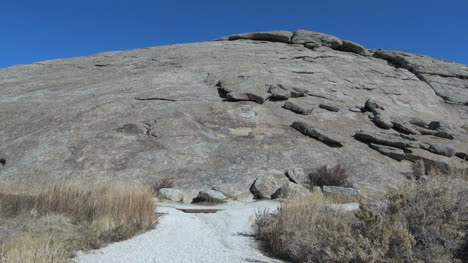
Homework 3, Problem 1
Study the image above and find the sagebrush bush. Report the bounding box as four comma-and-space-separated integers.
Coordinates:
307, 164, 352, 188
256, 167, 468, 263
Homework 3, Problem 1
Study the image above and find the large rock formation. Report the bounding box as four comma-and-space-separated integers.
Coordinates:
1, 30, 467, 198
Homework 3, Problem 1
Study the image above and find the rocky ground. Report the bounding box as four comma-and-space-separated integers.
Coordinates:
1, 29, 467, 199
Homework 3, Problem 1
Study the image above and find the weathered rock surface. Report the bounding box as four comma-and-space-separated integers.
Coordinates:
372, 109, 393, 129
319, 104, 340, 112
216, 30, 293, 44
158, 188, 185, 202
1, 29, 467, 197
391, 120, 420, 135
292, 122, 344, 147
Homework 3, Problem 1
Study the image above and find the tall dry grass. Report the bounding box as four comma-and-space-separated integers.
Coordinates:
0, 179, 157, 263
255, 166, 468, 263
0, 235, 67, 263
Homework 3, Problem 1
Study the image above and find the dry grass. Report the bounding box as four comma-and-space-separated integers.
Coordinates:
0, 179, 157, 263
256, 166, 468, 263
0, 235, 67, 263
307, 164, 353, 188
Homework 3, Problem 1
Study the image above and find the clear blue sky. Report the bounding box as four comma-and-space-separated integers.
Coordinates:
1, 0, 467, 68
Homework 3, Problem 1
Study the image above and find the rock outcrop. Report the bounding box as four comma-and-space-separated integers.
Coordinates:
1, 29, 467, 197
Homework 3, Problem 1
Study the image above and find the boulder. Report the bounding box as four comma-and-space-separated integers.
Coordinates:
285, 168, 307, 185
283, 101, 313, 115
250, 170, 289, 199
292, 121, 344, 147
355, 130, 420, 149
272, 182, 309, 199
158, 188, 185, 202
194, 190, 228, 203
369, 143, 406, 161
216, 30, 293, 44
429, 144, 456, 157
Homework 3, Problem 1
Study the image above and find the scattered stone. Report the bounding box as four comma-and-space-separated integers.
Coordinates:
292, 121, 344, 147
399, 134, 418, 141
435, 130, 455, 140
285, 168, 307, 185
283, 101, 313, 115
319, 104, 340, 112
391, 120, 420, 135
369, 143, 406, 161
337, 40, 369, 56
348, 106, 363, 112
158, 188, 185, 202
272, 182, 309, 199
250, 170, 290, 199
355, 130, 420, 149
216, 30, 293, 44
428, 120, 452, 131
455, 152, 468, 161
372, 109, 393, 129
429, 144, 456, 157
195, 190, 228, 203
364, 98, 384, 111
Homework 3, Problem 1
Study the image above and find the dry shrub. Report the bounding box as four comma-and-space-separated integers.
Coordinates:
256, 167, 468, 263
307, 164, 352, 188
0, 235, 68, 263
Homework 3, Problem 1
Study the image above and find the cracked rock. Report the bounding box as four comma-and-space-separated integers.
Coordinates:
364, 98, 385, 112
391, 120, 420, 135
369, 143, 406, 161
292, 121, 344, 147
285, 168, 307, 185
372, 109, 393, 129
355, 130, 419, 149
272, 182, 309, 199
218, 74, 270, 104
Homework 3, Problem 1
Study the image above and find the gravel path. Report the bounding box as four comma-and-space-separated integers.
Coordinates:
75, 200, 287, 263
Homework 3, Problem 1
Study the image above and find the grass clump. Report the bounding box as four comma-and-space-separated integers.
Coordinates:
255, 167, 468, 263
0, 179, 157, 262
307, 164, 352, 188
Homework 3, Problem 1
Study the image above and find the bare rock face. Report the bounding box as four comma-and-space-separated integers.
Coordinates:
250, 170, 289, 199
1, 29, 468, 197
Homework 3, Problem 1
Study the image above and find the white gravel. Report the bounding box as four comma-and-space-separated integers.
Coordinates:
75, 200, 287, 263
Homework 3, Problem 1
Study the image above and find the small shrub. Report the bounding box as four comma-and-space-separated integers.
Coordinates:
307, 164, 352, 188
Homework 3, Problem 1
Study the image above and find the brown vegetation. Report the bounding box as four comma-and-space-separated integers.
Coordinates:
0, 179, 157, 263
255, 166, 468, 263
307, 164, 353, 188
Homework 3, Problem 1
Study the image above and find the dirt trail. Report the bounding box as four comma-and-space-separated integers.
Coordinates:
75, 200, 287, 263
